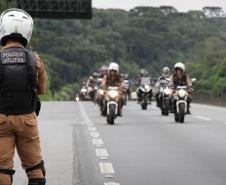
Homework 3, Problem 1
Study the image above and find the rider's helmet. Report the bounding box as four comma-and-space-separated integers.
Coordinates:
140, 69, 148, 77
92, 72, 98, 78
100, 65, 108, 72
109, 62, 119, 73
161, 66, 170, 77
174, 62, 185, 72
0, 8, 33, 47
124, 74, 129, 80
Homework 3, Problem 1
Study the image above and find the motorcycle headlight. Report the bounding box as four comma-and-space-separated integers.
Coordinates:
178, 89, 186, 97
145, 85, 150, 90
164, 88, 171, 95
81, 88, 87, 93
108, 90, 119, 98
75, 96, 80, 101
99, 89, 104, 95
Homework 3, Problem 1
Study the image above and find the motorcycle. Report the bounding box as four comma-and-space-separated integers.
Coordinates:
87, 86, 97, 101
79, 86, 88, 101
173, 86, 190, 123
121, 79, 131, 102
157, 79, 172, 116
137, 77, 153, 110
102, 87, 122, 125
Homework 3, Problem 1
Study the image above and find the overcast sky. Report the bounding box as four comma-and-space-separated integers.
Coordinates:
93, 0, 226, 12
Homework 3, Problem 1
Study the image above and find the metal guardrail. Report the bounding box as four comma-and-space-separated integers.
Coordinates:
193, 92, 226, 106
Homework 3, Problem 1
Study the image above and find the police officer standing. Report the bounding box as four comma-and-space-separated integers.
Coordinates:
0, 9, 47, 185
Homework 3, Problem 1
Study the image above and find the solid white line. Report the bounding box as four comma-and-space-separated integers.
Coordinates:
92, 138, 104, 146
88, 127, 97, 132
193, 116, 211, 121
99, 163, 115, 174
90, 132, 100, 138
104, 182, 120, 185
96, 149, 109, 157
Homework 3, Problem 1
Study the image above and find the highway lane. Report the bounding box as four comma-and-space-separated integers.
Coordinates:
13, 101, 226, 185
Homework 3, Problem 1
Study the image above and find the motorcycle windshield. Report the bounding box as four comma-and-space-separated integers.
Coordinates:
159, 79, 169, 87
140, 77, 151, 85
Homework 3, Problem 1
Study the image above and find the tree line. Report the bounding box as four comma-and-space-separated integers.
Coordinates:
1, 3, 226, 99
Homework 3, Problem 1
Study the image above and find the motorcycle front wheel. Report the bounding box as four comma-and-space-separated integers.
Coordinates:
178, 103, 185, 123
141, 95, 148, 110
161, 107, 169, 116
107, 104, 116, 125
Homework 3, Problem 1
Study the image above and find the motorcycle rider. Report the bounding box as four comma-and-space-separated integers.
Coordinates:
101, 62, 123, 116
99, 65, 108, 79
0, 9, 47, 185
155, 67, 171, 107
169, 62, 192, 114
86, 74, 98, 100
86, 75, 96, 88
101, 62, 122, 87
96, 66, 108, 107
121, 73, 132, 101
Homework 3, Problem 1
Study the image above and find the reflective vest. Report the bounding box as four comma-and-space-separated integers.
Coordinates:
0, 47, 37, 115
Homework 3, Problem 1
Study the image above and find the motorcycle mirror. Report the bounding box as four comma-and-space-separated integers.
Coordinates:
191, 78, 197, 83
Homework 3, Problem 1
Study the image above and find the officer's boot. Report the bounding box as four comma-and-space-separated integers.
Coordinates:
26, 161, 46, 185
0, 169, 15, 185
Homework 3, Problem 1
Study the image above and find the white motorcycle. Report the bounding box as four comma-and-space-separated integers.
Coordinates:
173, 86, 190, 123
103, 87, 122, 125
79, 86, 88, 101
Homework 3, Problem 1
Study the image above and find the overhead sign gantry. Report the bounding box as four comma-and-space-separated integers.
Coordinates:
6, 0, 92, 19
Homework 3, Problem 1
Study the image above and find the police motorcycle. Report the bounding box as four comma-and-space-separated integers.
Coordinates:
79, 86, 88, 101
157, 78, 172, 116
86, 84, 97, 101
121, 79, 131, 103
173, 85, 191, 123
101, 87, 122, 125
137, 77, 153, 110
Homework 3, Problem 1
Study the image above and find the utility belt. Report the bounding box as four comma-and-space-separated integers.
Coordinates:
0, 91, 36, 115
0, 107, 35, 115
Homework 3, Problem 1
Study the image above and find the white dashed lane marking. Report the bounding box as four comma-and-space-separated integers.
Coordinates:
193, 115, 212, 121
92, 138, 104, 146
88, 127, 97, 131
90, 131, 100, 138
104, 182, 120, 185
79, 102, 120, 185
86, 122, 94, 126
96, 149, 109, 157
99, 162, 115, 174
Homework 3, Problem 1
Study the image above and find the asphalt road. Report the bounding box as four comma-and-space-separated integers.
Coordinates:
13, 101, 226, 185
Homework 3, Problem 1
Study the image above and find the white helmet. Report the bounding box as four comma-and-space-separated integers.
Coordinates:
174, 62, 185, 72
162, 66, 170, 77
109, 62, 119, 73
0, 8, 33, 46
